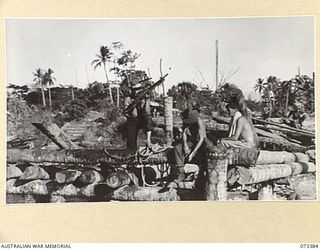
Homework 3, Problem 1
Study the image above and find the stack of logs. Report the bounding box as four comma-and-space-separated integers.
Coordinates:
7, 147, 316, 202
6, 161, 179, 202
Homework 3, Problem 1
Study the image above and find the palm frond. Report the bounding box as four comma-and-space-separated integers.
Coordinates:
94, 62, 102, 70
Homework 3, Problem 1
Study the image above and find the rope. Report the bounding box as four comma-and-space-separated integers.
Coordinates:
103, 149, 136, 164
136, 144, 169, 187
104, 144, 169, 187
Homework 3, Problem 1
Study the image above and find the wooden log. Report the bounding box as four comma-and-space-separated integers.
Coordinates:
19, 166, 50, 180
252, 117, 315, 136
105, 170, 131, 188
255, 124, 315, 138
6, 179, 52, 195
7, 148, 171, 164
112, 185, 180, 201
206, 152, 229, 200
306, 150, 316, 163
6, 165, 23, 179
32, 122, 79, 149
294, 153, 309, 162
258, 137, 307, 152
55, 170, 82, 184
52, 184, 79, 197
289, 162, 316, 175
256, 151, 296, 165
31, 111, 79, 149
76, 170, 104, 186
235, 162, 316, 185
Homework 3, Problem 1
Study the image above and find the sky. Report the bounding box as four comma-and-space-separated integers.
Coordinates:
5, 16, 314, 99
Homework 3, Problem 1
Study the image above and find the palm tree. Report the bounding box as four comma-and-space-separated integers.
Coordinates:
111, 42, 124, 107
44, 68, 56, 108
33, 68, 46, 107
177, 82, 197, 109
264, 76, 280, 117
254, 78, 266, 99
92, 45, 114, 104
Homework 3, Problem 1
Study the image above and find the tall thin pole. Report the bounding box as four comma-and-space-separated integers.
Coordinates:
75, 69, 78, 87
215, 40, 219, 90
85, 62, 90, 85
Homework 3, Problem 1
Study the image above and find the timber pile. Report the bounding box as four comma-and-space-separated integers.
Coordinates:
227, 150, 316, 186
6, 161, 180, 202
210, 113, 313, 152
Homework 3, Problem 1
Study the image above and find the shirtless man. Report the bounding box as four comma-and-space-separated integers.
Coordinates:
220, 101, 258, 149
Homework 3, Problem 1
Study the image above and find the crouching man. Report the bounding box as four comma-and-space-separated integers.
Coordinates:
163, 108, 208, 196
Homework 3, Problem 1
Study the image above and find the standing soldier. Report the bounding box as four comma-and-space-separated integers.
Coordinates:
123, 80, 153, 150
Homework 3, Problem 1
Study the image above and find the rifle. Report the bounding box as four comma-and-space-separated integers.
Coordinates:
123, 73, 169, 115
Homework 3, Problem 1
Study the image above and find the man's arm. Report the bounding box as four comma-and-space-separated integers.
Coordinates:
188, 119, 206, 161
124, 97, 131, 117
182, 127, 190, 154
144, 97, 153, 147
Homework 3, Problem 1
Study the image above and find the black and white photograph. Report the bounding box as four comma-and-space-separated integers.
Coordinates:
6, 16, 316, 203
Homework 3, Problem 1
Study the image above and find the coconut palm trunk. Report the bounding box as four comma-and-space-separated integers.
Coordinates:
103, 63, 114, 104
48, 85, 52, 107
285, 89, 289, 110
40, 81, 46, 107
116, 85, 120, 107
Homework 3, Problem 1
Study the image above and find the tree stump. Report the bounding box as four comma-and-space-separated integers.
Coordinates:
206, 152, 229, 200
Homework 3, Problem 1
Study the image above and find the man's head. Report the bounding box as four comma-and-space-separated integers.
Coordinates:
226, 101, 240, 117
182, 108, 199, 126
